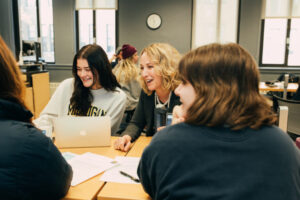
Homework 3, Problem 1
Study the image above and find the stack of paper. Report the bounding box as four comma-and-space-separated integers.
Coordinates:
66, 152, 118, 186
100, 156, 140, 184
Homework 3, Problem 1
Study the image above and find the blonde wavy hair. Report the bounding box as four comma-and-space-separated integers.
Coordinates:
139, 43, 181, 95
113, 55, 139, 84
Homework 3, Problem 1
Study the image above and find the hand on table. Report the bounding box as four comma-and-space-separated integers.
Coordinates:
114, 135, 132, 152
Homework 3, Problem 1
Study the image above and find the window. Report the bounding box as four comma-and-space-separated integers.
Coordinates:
77, 9, 116, 58
19, 0, 38, 41
39, 0, 54, 62
288, 18, 300, 66
78, 10, 93, 48
18, 0, 55, 63
192, 0, 239, 48
260, 0, 300, 67
261, 19, 287, 65
96, 10, 116, 58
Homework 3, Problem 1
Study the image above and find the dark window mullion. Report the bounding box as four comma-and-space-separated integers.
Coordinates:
36, 0, 41, 63
12, 0, 21, 59
75, 10, 79, 52
115, 9, 119, 48
285, 18, 291, 67
36, 0, 40, 38
259, 19, 265, 66
93, 10, 96, 43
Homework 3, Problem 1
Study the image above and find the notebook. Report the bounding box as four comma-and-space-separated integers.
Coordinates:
54, 116, 111, 148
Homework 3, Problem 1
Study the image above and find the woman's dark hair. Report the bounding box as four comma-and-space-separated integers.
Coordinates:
70, 44, 120, 115
179, 43, 277, 130
0, 36, 31, 122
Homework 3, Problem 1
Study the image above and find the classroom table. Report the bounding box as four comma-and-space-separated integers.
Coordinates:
59, 137, 127, 200
259, 82, 298, 92
97, 136, 152, 200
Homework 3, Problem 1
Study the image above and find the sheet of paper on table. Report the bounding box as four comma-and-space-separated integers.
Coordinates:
100, 156, 140, 184
67, 152, 118, 186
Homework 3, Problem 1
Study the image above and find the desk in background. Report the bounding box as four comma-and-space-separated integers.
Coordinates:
97, 136, 152, 200
259, 82, 298, 92
21, 63, 50, 118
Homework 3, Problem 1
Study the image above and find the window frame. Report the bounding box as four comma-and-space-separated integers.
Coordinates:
259, 0, 300, 68
76, 9, 117, 58
259, 18, 295, 67
191, 0, 240, 48
14, 0, 55, 64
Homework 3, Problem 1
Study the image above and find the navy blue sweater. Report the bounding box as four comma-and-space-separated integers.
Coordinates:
0, 99, 72, 200
138, 123, 300, 200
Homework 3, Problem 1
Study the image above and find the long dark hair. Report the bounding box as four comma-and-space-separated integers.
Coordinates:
70, 44, 120, 115
179, 43, 277, 130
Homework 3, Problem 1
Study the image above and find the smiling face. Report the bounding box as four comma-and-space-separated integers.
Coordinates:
140, 52, 163, 92
76, 58, 101, 89
175, 80, 196, 117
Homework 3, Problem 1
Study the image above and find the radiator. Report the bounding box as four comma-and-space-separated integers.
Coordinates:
49, 82, 60, 96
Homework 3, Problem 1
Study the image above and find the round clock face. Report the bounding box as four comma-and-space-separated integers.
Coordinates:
147, 14, 162, 30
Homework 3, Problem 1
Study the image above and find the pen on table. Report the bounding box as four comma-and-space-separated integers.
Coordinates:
119, 171, 140, 183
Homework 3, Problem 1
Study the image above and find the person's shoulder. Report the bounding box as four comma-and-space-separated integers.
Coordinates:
18, 123, 64, 168
115, 87, 126, 99
3, 120, 53, 155
22, 122, 52, 146
151, 123, 192, 145
257, 125, 289, 139
101, 87, 126, 106
255, 126, 300, 161
127, 79, 141, 88
257, 125, 295, 145
4, 120, 40, 137
61, 78, 74, 86
142, 123, 192, 157
56, 78, 74, 91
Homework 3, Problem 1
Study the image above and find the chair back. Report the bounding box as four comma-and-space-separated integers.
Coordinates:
273, 95, 300, 135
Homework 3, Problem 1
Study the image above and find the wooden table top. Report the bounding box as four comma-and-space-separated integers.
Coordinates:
97, 136, 152, 200
59, 137, 127, 200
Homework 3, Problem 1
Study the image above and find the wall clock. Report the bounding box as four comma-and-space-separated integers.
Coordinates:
146, 13, 162, 30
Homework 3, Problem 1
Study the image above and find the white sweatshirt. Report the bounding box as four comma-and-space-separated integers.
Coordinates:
34, 78, 126, 135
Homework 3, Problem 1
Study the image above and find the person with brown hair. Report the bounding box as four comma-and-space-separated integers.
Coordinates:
0, 36, 72, 199
138, 43, 300, 200
114, 43, 181, 151
109, 46, 123, 69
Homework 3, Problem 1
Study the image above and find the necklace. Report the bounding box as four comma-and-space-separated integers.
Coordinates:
155, 91, 171, 109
